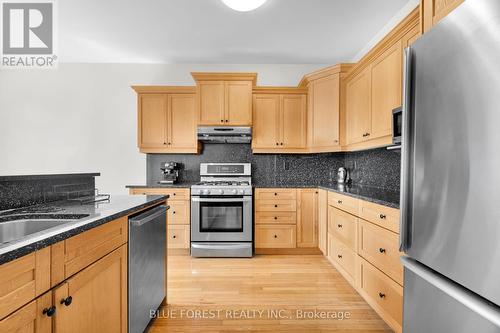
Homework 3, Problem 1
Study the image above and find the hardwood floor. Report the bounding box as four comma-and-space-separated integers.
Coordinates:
148, 254, 392, 333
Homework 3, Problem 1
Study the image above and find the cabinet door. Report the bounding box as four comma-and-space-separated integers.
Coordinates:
54, 245, 127, 333
281, 94, 307, 148
422, 0, 464, 32
198, 81, 224, 125
402, 25, 421, 47
297, 189, 318, 248
310, 75, 340, 147
370, 42, 402, 140
168, 94, 197, 149
346, 68, 371, 144
317, 189, 328, 255
0, 293, 52, 333
138, 94, 167, 148
225, 81, 252, 125
252, 94, 280, 149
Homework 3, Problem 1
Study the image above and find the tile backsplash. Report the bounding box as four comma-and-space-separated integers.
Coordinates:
147, 145, 400, 191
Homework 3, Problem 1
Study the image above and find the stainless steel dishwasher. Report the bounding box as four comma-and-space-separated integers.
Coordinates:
128, 204, 167, 333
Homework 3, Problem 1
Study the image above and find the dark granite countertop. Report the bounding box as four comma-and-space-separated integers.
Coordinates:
0, 172, 100, 181
0, 195, 168, 265
255, 183, 399, 209
126, 181, 197, 189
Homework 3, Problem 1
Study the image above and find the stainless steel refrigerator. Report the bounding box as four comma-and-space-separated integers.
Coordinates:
400, 0, 500, 331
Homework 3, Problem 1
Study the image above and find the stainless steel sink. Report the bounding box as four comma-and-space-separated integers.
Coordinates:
0, 219, 74, 244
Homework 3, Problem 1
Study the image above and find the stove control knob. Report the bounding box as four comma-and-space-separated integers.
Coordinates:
201, 189, 210, 195
237, 189, 245, 195
227, 189, 237, 195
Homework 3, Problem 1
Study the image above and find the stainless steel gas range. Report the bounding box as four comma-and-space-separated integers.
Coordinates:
190, 163, 253, 258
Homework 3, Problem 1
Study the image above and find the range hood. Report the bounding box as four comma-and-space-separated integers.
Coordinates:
197, 126, 252, 144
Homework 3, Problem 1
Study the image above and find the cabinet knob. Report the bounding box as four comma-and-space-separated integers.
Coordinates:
60, 296, 73, 306
274, 235, 278, 238
220, 119, 224, 123
173, 235, 176, 239
379, 214, 386, 219
274, 192, 277, 196
337, 254, 342, 259
276, 142, 279, 146
337, 224, 342, 228
337, 200, 342, 204
172, 211, 176, 214
168, 142, 171, 145
173, 193, 176, 196
378, 292, 386, 299
43, 306, 56, 317
280, 142, 283, 146
274, 204, 278, 208
225, 119, 228, 123
379, 248, 386, 253
274, 216, 278, 220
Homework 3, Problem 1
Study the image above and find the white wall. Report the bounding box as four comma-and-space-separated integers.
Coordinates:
0, 63, 324, 194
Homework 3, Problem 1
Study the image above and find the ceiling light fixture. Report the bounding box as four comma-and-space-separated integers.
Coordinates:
221, 0, 268, 12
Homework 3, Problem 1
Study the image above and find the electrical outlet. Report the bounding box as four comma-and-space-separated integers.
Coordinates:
284, 161, 290, 171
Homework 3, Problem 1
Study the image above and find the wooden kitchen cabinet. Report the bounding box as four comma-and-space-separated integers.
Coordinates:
192, 72, 256, 126
346, 67, 371, 145
54, 245, 127, 333
296, 189, 318, 248
317, 189, 328, 255
133, 86, 198, 154
370, 41, 403, 140
252, 88, 307, 153
422, 0, 464, 33
0, 292, 52, 333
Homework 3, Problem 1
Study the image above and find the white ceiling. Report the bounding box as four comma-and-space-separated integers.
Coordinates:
59, 0, 416, 64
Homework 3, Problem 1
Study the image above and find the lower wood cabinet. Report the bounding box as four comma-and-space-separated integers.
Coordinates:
129, 187, 191, 249
296, 189, 318, 248
0, 292, 52, 333
255, 225, 296, 248
54, 245, 127, 333
327, 234, 357, 284
317, 189, 328, 255
358, 257, 403, 333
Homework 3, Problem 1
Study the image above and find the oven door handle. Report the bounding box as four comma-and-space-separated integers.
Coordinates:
191, 197, 251, 203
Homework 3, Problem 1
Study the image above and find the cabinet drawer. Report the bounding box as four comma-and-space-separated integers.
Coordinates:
0, 292, 52, 332
328, 192, 359, 215
256, 199, 296, 212
358, 257, 403, 332
328, 235, 356, 280
62, 217, 128, 278
0, 247, 50, 320
359, 200, 400, 233
129, 188, 190, 201
255, 211, 296, 224
168, 200, 190, 225
328, 206, 357, 250
255, 188, 296, 200
358, 220, 403, 285
255, 225, 296, 248
167, 225, 190, 249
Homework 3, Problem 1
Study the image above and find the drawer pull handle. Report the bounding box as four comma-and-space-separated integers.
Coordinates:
274, 235, 278, 238
173, 193, 176, 196
43, 306, 56, 317
172, 211, 176, 214
337, 224, 343, 228
379, 248, 386, 253
173, 235, 177, 239
60, 296, 73, 306
378, 292, 386, 299
274, 193, 277, 196
337, 254, 342, 259
274, 216, 278, 220
379, 214, 386, 219
274, 204, 278, 208
276, 142, 279, 146
337, 200, 342, 204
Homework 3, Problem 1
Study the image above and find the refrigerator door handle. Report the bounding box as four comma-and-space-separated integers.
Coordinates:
399, 46, 413, 252
401, 257, 500, 327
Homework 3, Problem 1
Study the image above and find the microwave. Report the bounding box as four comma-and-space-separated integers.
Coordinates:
392, 107, 402, 144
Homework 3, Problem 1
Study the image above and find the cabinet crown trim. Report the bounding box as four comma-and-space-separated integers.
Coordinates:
298, 63, 354, 87
191, 72, 257, 85
131, 86, 196, 94
253, 86, 308, 94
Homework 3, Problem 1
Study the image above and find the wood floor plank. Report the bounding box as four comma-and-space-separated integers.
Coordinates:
148, 254, 392, 332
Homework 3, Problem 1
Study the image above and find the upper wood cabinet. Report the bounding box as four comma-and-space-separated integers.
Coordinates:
133, 86, 198, 154
346, 67, 371, 145
344, 7, 420, 151
192, 73, 256, 126
370, 41, 403, 139
252, 88, 307, 153
299, 64, 353, 152
421, 0, 464, 32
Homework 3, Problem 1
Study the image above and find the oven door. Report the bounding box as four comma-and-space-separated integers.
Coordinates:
191, 196, 252, 242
